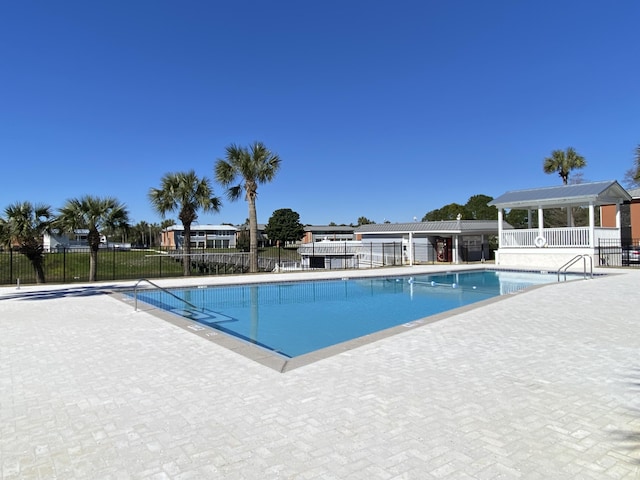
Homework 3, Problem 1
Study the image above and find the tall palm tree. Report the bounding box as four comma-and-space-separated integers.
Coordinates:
543, 147, 586, 185
131, 220, 150, 247
215, 142, 281, 273
1, 202, 54, 284
56, 196, 130, 282
148, 170, 221, 276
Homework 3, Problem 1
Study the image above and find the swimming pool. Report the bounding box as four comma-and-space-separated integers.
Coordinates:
131, 269, 578, 359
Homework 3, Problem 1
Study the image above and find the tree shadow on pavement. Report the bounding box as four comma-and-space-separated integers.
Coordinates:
0, 283, 133, 301
610, 368, 640, 464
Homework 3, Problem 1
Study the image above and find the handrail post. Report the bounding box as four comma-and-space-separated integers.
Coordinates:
557, 254, 593, 282
133, 278, 200, 312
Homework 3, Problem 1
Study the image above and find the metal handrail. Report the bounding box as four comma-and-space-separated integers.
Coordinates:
133, 278, 199, 312
557, 255, 593, 282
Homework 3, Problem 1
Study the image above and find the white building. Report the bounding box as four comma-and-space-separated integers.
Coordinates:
43, 230, 109, 252
297, 220, 504, 269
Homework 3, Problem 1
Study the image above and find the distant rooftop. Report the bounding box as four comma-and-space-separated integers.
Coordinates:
355, 220, 508, 234
304, 225, 355, 232
164, 224, 237, 231
627, 187, 640, 199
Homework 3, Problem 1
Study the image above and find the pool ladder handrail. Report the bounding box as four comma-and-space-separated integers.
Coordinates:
133, 278, 200, 312
557, 255, 593, 282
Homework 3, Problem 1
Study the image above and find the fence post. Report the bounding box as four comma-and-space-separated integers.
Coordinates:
9, 247, 13, 285
344, 241, 347, 269
62, 247, 66, 283
370, 242, 373, 269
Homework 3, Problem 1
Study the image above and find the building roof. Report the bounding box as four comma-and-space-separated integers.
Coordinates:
355, 220, 508, 235
164, 224, 237, 231
304, 225, 355, 233
488, 180, 632, 209
627, 187, 640, 199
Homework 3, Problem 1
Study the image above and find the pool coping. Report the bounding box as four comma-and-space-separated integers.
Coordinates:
111, 265, 598, 372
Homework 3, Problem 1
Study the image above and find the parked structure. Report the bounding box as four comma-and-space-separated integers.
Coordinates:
161, 225, 237, 249
489, 180, 632, 269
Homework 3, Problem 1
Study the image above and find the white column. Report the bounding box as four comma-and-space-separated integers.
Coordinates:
408, 231, 414, 266
527, 209, 532, 228
538, 207, 544, 237
615, 203, 621, 228
454, 235, 459, 264
497, 209, 504, 248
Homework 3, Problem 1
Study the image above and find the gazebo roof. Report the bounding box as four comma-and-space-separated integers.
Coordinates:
488, 180, 632, 209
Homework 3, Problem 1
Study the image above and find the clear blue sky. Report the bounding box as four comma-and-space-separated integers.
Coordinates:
1, 1, 638, 227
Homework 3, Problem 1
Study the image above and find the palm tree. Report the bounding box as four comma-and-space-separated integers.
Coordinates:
56, 196, 130, 282
215, 142, 281, 273
130, 221, 150, 247
1, 202, 54, 283
148, 170, 221, 276
148, 223, 162, 248
543, 147, 586, 185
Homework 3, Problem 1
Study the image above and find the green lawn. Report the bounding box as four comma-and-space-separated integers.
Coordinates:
0, 247, 302, 285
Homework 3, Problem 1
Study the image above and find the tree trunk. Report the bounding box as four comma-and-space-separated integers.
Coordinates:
88, 229, 101, 281
183, 223, 192, 276
22, 244, 46, 284
33, 258, 45, 284
89, 248, 98, 282
248, 197, 258, 273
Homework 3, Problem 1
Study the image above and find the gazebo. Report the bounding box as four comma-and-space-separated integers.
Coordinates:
489, 181, 632, 269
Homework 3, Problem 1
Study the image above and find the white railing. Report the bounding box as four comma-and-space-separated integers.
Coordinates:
500, 227, 620, 248
356, 252, 401, 268
297, 243, 362, 255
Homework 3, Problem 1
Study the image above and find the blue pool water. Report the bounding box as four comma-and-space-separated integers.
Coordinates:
132, 270, 573, 358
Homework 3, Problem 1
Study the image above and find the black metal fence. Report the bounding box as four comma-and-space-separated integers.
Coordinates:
597, 239, 640, 267
0, 242, 490, 286
0, 247, 295, 286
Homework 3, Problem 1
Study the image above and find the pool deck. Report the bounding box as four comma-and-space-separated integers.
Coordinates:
1, 265, 639, 479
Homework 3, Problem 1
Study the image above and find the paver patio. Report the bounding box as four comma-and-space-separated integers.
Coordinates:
1, 266, 639, 479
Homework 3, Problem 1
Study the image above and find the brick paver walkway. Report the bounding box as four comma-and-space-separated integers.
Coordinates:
1, 266, 639, 479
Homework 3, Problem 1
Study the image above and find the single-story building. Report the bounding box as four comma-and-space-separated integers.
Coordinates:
356, 219, 504, 265
297, 219, 504, 269
43, 230, 110, 252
